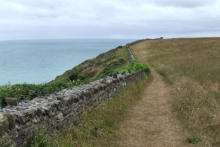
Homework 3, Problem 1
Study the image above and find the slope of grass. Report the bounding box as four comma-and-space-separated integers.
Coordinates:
29, 75, 152, 146
55, 46, 130, 80
130, 38, 220, 146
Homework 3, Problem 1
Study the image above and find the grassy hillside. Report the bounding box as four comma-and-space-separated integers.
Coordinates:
130, 38, 220, 146
55, 46, 130, 80
0, 46, 130, 107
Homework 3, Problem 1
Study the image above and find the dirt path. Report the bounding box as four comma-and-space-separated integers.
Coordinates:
118, 70, 188, 147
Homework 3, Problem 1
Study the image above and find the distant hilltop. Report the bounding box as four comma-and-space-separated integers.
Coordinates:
128, 37, 164, 46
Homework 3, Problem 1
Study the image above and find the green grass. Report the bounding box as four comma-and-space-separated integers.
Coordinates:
97, 59, 150, 79
55, 46, 130, 81
131, 38, 220, 146
120, 61, 150, 74
28, 74, 152, 147
0, 73, 90, 108
96, 58, 127, 78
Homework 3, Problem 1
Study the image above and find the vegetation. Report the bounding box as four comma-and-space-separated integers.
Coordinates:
28, 75, 151, 146
130, 38, 220, 146
97, 59, 150, 78
0, 75, 89, 108
96, 58, 126, 78
119, 61, 150, 74
55, 46, 130, 81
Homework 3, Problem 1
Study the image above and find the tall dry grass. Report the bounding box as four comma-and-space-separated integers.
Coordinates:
131, 38, 220, 146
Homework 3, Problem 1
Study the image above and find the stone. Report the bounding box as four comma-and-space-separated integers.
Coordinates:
32, 118, 40, 123
5, 98, 17, 106
56, 113, 64, 121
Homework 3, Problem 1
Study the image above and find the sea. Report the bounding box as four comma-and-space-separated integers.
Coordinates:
0, 39, 134, 85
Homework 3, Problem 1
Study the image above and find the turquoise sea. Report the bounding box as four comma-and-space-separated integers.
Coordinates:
0, 39, 134, 85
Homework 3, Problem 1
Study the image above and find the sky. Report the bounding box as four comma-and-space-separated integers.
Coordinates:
0, 0, 220, 40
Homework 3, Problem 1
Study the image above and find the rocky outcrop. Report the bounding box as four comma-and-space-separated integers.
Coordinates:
0, 72, 145, 146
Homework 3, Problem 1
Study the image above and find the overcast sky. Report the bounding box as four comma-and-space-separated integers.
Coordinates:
0, 0, 220, 40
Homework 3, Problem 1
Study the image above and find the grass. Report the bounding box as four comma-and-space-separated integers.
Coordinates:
55, 46, 130, 81
96, 58, 127, 78
28, 74, 152, 147
130, 38, 220, 146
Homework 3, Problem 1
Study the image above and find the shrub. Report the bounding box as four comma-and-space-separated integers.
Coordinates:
97, 58, 126, 78
117, 45, 123, 48
0, 76, 91, 108
69, 72, 87, 81
69, 72, 79, 81
186, 136, 201, 144
119, 61, 150, 75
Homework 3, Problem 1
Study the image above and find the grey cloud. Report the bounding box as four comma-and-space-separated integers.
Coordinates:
146, 0, 217, 8
0, 0, 220, 40
118, 0, 216, 8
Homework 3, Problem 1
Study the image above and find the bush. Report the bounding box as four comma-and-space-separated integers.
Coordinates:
0, 80, 72, 107
119, 61, 150, 75
69, 72, 79, 81
186, 136, 201, 144
97, 60, 150, 79
97, 58, 126, 78
129, 61, 150, 73
117, 45, 123, 48
0, 75, 91, 108
69, 72, 87, 81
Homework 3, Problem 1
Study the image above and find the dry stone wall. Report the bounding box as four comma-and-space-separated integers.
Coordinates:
126, 45, 136, 62
0, 71, 145, 146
